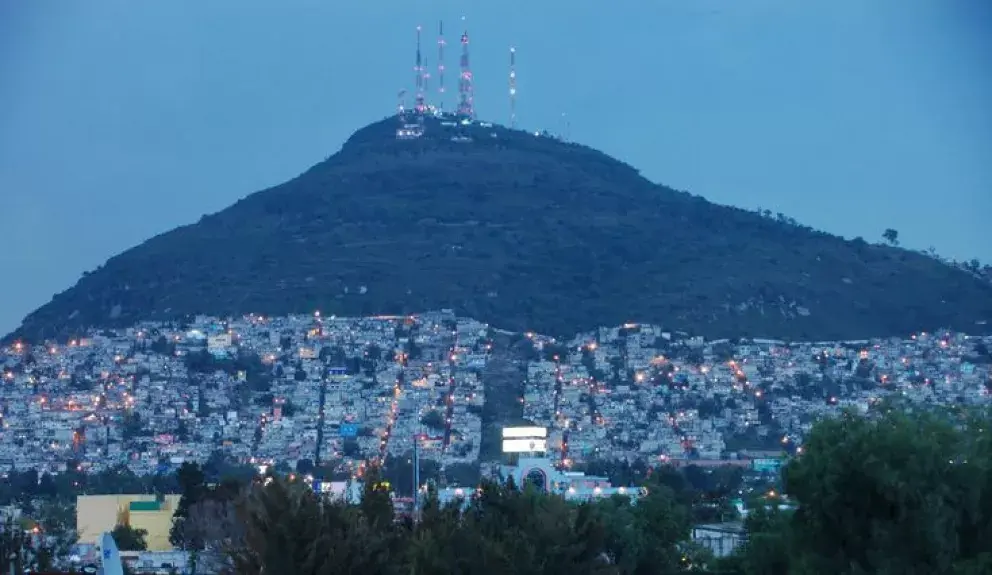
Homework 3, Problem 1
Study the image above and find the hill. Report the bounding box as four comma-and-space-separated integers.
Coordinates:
7, 115, 992, 342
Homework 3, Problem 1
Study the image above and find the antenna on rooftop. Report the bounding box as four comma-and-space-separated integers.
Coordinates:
509, 47, 517, 128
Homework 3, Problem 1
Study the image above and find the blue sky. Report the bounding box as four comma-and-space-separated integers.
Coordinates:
1, 0, 990, 335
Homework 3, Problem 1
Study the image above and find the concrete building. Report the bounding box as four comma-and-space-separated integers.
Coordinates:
436, 457, 645, 505
691, 522, 746, 558
76, 494, 182, 551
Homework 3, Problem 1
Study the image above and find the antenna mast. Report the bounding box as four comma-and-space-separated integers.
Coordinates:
415, 25, 426, 116
437, 20, 446, 113
457, 19, 474, 119
423, 53, 431, 112
509, 47, 517, 128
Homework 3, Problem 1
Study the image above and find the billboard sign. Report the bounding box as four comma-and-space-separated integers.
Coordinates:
502, 426, 548, 439
752, 458, 783, 473
502, 438, 548, 453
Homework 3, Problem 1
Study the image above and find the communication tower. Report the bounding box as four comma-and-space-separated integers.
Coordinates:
509, 47, 517, 128
422, 54, 431, 112
397, 89, 407, 121
415, 25, 426, 116
457, 21, 474, 119
437, 20, 446, 112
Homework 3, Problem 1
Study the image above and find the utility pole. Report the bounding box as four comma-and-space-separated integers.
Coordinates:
413, 431, 421, 520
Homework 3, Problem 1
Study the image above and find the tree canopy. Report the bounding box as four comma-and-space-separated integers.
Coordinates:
718, 406, 992, 574
213, 466, 702, 575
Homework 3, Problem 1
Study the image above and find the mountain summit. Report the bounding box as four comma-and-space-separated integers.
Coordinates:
9, 116, 992, 342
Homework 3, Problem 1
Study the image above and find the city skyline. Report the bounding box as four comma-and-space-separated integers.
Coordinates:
1, 0, 990, 335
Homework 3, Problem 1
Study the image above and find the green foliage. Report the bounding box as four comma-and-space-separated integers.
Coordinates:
121, 410, 145, 440
381, 454, 442, 497
882, 228, 899, 246
220, 473, 696, 575
228, 477, 394, 575
0, 518, 31, 573
9, 116, 992, 344
724, 407, 992, 575
588, 482, 691, 574
420, 409, 446, 431
149, 335, 177, 355
112, 523, 148, 551
170, 461, 207, 549
0, 463, 168, 506
185, 349, 273, 392
715, 506, 792, 575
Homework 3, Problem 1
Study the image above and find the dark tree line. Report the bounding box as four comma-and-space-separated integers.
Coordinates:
173, 466, 711, 575
156, 406, 992, 575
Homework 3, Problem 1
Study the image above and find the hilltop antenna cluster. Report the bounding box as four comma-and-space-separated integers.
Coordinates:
457, 20, 475, 119
509, 47, 517, 128
397, 16, 533, 138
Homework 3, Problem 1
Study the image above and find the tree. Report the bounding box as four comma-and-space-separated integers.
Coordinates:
296, 459, 315, 475
226, 478, 323, 574
111, 524, 148, 551
35, 499, 78, 562
722, 407, 992, 574
225, 475, 396, 575
0, 518, 29, 573
359, 465, 395, 530
150, 335, 176, 356
121, 411, 142, 440
341, 439, 361, 458
182, 498, 243, 567
420, 409, 446, 431
627, 480, 693, 572
170, 462, 206, 549
882, 228, 899, 246
716, 506, 792, 575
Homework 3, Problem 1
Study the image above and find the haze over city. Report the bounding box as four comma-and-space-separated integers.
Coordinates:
1, 0, 990, 335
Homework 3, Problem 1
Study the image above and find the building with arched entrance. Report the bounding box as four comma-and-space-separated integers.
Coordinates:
435, 457, 646, 505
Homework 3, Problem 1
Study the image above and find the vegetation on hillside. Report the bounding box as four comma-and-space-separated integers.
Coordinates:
8, 116, 991, 343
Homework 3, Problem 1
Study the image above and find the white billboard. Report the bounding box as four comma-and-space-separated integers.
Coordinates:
502, 426, 548, 439
502, 438, 548, 453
